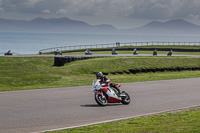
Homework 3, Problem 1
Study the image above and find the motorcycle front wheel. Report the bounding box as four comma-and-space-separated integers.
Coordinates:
121, 91, 131, 105
95, 94, 107, 106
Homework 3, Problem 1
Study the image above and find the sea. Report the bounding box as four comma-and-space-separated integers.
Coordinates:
1, 31, 200, 55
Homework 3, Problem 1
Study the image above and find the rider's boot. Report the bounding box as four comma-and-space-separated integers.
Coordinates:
114, 87, 121, 96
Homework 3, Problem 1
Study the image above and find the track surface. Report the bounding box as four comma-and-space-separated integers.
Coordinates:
4, 53, 200, 58
0, 78, 200, 133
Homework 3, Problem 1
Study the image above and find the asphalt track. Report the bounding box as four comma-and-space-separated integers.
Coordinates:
0, 78, 200, 133
3, 53, 200, 58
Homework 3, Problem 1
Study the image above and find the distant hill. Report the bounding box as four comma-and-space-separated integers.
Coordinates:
0, 17, 199, 34
124, 19, 200, 35
0, 17, 117, 33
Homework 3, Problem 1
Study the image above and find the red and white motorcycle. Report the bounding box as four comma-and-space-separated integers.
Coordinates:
92, 79, 130, 106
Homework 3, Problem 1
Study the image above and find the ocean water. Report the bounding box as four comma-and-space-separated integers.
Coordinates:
0, 32, 200, 55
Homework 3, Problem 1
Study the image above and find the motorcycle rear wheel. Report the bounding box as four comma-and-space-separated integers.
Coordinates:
121, 91, 130, 105
95, 94, 107, 106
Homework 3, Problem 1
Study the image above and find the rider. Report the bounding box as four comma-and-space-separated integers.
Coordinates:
133, 48, 138, 55
112, 48, 117, 54
96, 72, 121, 95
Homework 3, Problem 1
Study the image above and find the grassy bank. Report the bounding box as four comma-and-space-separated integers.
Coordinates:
0, 56, 200, 91
49, 107, 200, 133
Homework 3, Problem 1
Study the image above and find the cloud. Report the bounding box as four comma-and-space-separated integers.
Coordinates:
56, 9, 67, 15
0, 7, 3, 11
23, 0, 44, 8
42, 9, 50, 14
55, 0, 200, 20
1, 0, 200, 21
189, 14, 200, 19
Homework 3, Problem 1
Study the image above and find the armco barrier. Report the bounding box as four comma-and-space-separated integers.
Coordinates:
39, 41, 200, 54
54, 56, 106, 66
93, 66, 200, 75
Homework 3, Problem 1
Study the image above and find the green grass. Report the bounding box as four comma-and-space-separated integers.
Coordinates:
48, 107, 200, 133
0, 57, 59, 91
65, 56, 200, 74
0, 56, 200, 91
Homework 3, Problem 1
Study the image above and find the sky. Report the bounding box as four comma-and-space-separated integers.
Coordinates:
0, 0, 200, 29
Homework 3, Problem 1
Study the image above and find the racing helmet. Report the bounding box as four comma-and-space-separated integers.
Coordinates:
96, 72, 103, 79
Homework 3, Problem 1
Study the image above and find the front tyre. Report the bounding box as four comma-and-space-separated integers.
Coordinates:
121, 91, 130, 105
95, 94, 107, 106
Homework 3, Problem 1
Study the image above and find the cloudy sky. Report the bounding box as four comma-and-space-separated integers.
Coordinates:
0, 0, 200, 29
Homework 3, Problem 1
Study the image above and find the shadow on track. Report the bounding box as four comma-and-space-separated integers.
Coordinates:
80, 103, 122, 107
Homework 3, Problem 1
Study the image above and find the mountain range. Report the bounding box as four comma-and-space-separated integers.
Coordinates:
0, 17, 200, 34
0, 17, 116, 33
127, 19, 200, 34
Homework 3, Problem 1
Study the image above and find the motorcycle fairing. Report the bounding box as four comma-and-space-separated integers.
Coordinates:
102, 87, 122, 102
108, 97, 121, 103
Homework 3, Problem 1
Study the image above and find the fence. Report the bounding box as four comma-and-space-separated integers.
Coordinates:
39, 41, 200, 53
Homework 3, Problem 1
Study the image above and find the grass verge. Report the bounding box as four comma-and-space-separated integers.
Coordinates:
48, 107, 200, 133
0, 56, 200, 91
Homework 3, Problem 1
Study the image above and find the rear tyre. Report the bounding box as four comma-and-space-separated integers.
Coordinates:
95, 94, 107, 106
121, 91, 130, 105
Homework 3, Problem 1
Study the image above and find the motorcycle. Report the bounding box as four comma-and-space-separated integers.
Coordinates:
167, 51, 172, 56
112, 49, 118, 55
4, 52, 13, 56
153, 51, 157, 56
133, 50, 138, 55
92, 79, 130, 106
54, 51, 63, 55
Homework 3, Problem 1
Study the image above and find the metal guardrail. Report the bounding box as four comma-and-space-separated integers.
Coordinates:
39, 41, 200, 53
